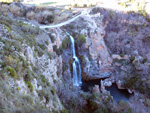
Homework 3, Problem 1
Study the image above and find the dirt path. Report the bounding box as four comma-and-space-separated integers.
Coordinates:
39, 7, 93, 29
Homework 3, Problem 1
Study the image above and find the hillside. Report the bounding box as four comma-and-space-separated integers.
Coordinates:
0, 1, 150, 113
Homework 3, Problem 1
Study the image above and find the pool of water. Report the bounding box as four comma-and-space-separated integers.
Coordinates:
81, 80, 133, 102
106, 84, 133, 102
81, 79, 101, 92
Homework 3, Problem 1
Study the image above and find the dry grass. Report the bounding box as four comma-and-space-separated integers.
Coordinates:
9, 4, 21, 17
42, 10, 53, 17
26, 11, 36, 20
0, 4, 9, 15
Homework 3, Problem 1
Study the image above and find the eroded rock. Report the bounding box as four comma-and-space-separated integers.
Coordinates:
63, 10, 113, 81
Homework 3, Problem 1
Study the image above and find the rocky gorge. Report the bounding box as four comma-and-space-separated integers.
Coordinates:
0, 1, 150, 113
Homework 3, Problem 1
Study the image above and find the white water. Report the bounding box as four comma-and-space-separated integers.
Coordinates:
67, 32, 82, 86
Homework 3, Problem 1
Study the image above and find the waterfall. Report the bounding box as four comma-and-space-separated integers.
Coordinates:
66, 32, 82, 86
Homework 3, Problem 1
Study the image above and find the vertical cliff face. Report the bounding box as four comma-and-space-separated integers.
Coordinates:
63, 10, 112, 81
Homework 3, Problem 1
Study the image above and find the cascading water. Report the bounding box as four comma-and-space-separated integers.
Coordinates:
66, 32, 82, 86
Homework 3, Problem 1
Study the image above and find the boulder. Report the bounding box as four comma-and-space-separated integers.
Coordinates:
100, 80, 107, 93
93, 85, 100, 93
103, 78, 113, 87
116, 80, 125, 90
112, 54, 130, 60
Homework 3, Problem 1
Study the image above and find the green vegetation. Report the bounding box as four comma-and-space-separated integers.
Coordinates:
47, 51, 54, 59
39, 75, 50, 87
21, 24, 39, 35
117, 101, 132, 113
120, 54, 125, 57
5, 66, 17, 78
78, 55, 86, 65
118, 2, 128, 8
38, 43, 46, 50
47, 15, 54, 23
61, 109, 69, 113
51, 88, 55, 95
17, 87, 21, 90
141, 58, 147, 64
130, 56, 135, 62
49, 35, 55, 43
76, 34, 86, 47
4, 25, 11, 33
0, 12, 65, 113
1, 0, 19, 3
0, 20, 12, 28
122, 74, 150, 96
45, 41, 49, 45
25, 81, 33, 92
53, 45, 63, 56
62, 37, 70, 49
110, 10, 114, 19
62, 63, 68, 72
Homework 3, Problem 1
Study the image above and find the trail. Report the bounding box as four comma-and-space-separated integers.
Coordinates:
39, 7, 93, 29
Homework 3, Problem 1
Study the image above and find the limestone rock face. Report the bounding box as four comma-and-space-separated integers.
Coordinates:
0, 18, 65, 112
64, 11, 112, 80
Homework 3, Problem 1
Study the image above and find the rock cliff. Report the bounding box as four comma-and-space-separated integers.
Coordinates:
0, 15, 64, 112
63, 10, 112, 81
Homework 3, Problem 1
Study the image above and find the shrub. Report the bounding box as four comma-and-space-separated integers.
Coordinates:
23, 73, 33, 82
53, 45, 57, 51
4, 25, 11, 33
109, 10, 114, 19
9, 4, 21, 17
45, 41, 49, 45
117, 101, 131, 112
38, 43, 46, 50
62, 37, 70, 49
144, 98, 150, 107
47, 51, 54, 59
5, 55, 17, 67
122, 74, 139, 89
141, 58, 147, 64
79, 55, 86, 65
53, 79, 57, 84
26, 11, 36, 20
42, 10, 54, 23
17, 87, 21, 90
62, 64, 68, 72
25, 81, 33, 92
53, 45, 63, 56
22, 94, 33, 104
0, 20, 12, 28
120, 54, 125, 57
22, 24, 39, 35
61, 109, 69, 113
40, 74, 50, 86
1, 0, 19, 2
77, 34, 86, 47
51, 88, 55, 95
130, 56, 135, 62
5, 66, 17, 78
1, 4, 9, 15
50, 35, 55, 43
